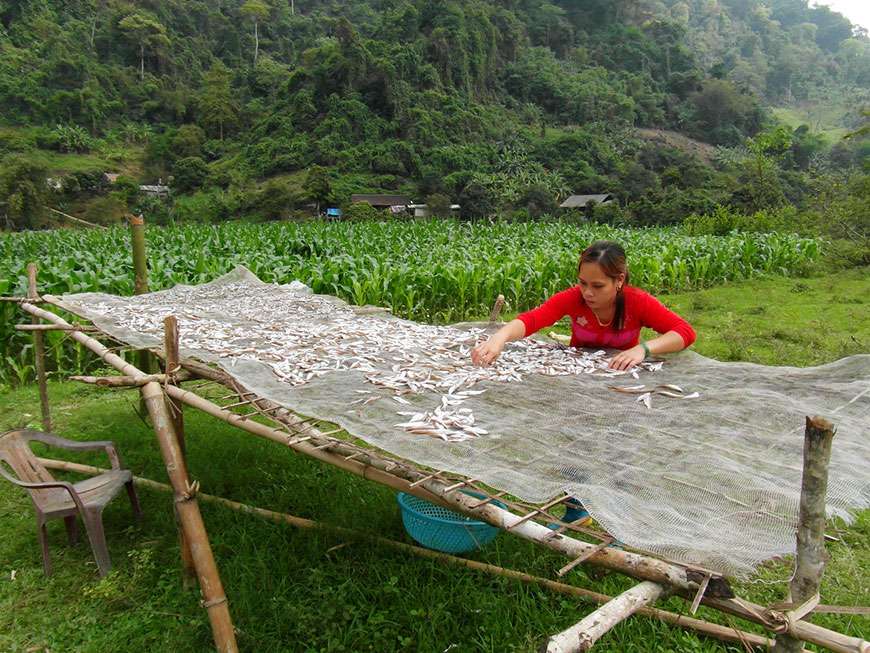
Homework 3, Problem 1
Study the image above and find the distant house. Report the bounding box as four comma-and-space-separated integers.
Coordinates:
104, 173, 121, 184
325, 207, 342, 219
559, 193, 615, 209
139, 183, 170, 198
406, 203, 461, 218
350, 194, 410, 209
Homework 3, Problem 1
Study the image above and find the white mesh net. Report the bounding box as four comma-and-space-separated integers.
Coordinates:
58, 266, 870, 577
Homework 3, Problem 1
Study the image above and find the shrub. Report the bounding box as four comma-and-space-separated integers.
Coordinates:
253, 179, 301, 221
170, 124, 206, 159
424, 193, 452, 218
172, 156, 209, 193
52, 124, 93, 153
343, 202, 385, 221
83, 195, 127, 225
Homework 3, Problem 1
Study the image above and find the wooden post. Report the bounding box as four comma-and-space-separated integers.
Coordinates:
140, 381, 238, 653
130, 214, 151, 376
773, 416, 836, 653
164, 316, 185, 454
26, 263, 51, 432
542, 581, 665, 652
489, 294, 506, 322
164, 315, 196, 588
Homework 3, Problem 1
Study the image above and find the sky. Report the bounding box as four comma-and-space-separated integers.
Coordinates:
811, 0, 870, 33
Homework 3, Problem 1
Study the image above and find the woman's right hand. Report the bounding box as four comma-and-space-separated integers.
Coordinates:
471, 337, 505, 367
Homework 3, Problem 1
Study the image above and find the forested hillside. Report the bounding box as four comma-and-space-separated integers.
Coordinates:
0, 0, 867, 249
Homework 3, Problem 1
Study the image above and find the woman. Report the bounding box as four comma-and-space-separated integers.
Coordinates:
471, 240, 696, 370
471, 240, 696, 525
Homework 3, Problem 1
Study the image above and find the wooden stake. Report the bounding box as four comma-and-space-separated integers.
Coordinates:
140, 381, 238, 653
26, 263, 51, 432
773, 416, 836, 653
129, 214, 151, 377
164, 315, 196, 589
489, 294, 506, 322
543, 581, 666, 652
130, 214, 149, 296
38, 457, 790, 653
164, 316, 185, 454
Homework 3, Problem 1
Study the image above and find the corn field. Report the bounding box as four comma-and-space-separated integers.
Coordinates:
0, 220, 820, 384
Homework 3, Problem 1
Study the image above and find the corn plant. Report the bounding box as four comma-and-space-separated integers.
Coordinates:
0, 220, 820, 382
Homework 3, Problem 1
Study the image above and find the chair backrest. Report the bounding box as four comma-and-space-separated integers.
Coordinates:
0, 430, 58, 508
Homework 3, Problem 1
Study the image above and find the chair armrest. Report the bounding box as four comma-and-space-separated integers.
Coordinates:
27, 431, 123, 470
0, 466, 86, 512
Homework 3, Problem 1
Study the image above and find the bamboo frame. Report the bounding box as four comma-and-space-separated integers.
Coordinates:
16, 297, 870, 653
39, 457, 789, 652
164, 315, 197, 589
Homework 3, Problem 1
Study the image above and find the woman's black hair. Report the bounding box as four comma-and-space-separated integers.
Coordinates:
579, 240, 629, 331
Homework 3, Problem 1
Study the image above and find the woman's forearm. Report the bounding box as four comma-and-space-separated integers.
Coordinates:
491, 318, 527, 345
646, 330, 688, 355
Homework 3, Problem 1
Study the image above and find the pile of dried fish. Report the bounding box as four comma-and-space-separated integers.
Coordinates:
82, 280, 673, 442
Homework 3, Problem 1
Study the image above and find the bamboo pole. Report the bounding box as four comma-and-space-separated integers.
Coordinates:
129, 214, 152, 377
47, 206, 106, 229
130, 214, 148, 296
15, 323, 98, 331
164, 316, 185, 454
773, 416, 836, 653
38, 457, 786, 652
543, 581, 666, 652
489, 294, 505, 322
69, 372, 192, 387
26, 264, 51, 432
21, 300, 870, 653
140, 381, 238, 653
164, 315, 197, 589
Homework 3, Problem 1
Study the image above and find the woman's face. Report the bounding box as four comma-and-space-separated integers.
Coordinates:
578, 262, 623, 310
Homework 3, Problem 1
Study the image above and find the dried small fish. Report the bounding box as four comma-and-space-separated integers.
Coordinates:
637, 392, 653, 409
77, 278, 672, 444
609, 385, 648, 394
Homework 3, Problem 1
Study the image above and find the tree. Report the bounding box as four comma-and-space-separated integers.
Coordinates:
172, 156, 209, 193
458, 181, 495, 219
0, 155, 48, 230
425, 193, 451, 218
118, 12, 170, 81
303, 165, 331, 214
198, 63, 239, 140
240, 0, 271, 66
171, 124, 206, 159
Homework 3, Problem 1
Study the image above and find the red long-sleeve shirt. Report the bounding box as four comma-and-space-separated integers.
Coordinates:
517, 286, 696, 350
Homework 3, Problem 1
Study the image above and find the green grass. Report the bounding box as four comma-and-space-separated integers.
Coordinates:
0, 271, 867, 652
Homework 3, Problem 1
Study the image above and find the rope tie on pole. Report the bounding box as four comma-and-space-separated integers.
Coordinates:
765, 592, 821, 634
175, 479, 200, 503
201, 596, 228, 609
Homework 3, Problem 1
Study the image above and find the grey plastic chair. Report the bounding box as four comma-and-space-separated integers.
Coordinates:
0, 429, 142, 577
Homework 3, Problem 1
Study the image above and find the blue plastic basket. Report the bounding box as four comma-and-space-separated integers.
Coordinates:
397, 491, 505, 554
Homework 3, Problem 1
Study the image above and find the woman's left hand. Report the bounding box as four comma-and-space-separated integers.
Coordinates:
609, 345, 646, 370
